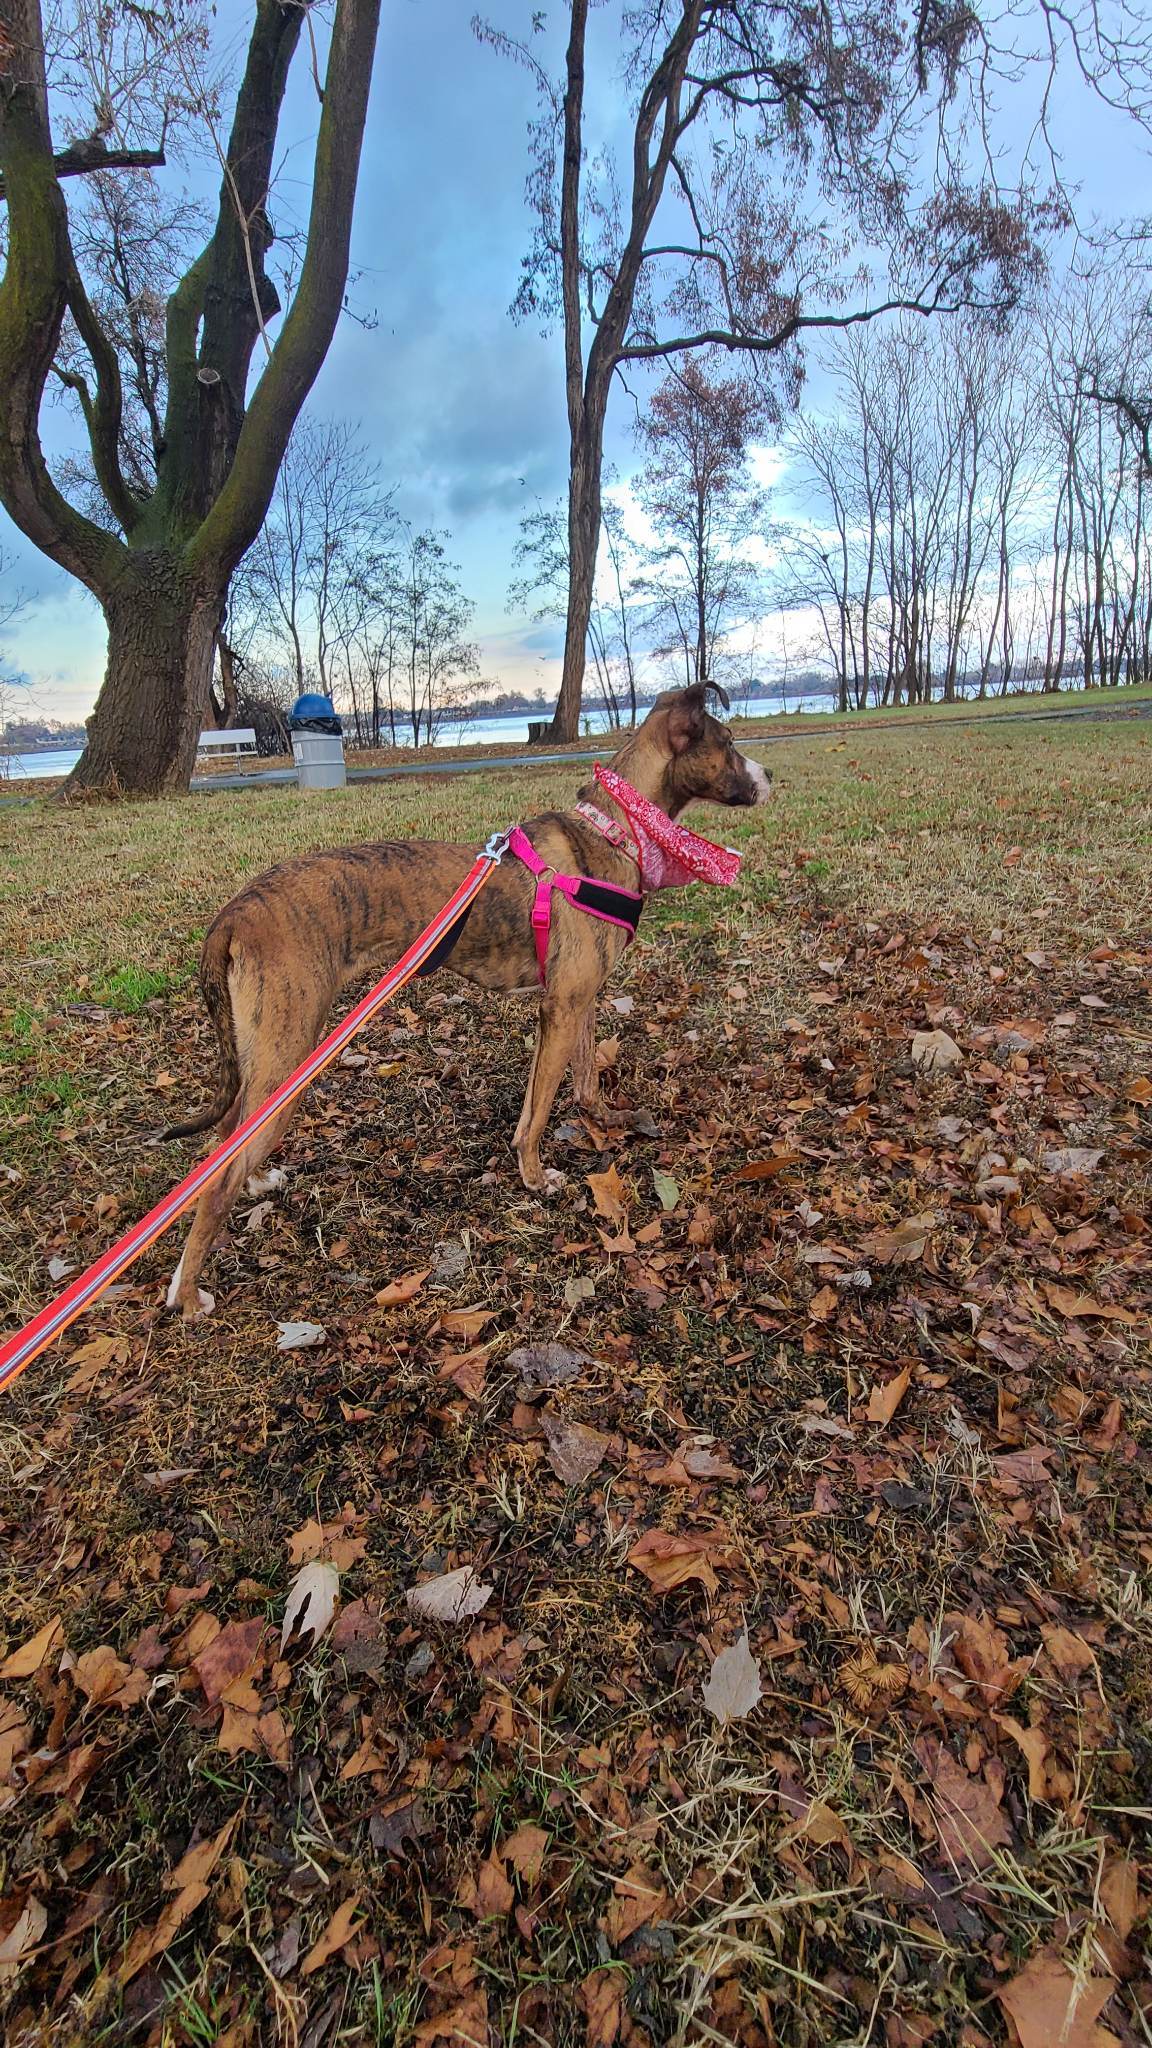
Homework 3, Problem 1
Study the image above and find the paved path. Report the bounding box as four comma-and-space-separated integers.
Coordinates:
189, 693, 1152, 791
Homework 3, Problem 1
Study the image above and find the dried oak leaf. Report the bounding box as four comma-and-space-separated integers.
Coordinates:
996, 1948, 1118, 2048
0, 1895, 47, 1985
412, 1991, 489, 2047
540, 1410, 613, 1485
587, 1164, 628, 1225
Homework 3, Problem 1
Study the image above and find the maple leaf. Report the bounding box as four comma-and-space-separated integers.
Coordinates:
587, 1163, 628, 1224
701, 1631, 763, 1726
281, 1560, 340, 1650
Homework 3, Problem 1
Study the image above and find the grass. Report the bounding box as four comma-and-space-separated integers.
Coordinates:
0, 712, 1150, 2046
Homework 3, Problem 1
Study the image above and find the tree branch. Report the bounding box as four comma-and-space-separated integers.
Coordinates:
0, 139, 165, 202
188, 0, 383, 577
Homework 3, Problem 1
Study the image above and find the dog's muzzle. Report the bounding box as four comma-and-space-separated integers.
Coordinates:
733, 753, 773, 806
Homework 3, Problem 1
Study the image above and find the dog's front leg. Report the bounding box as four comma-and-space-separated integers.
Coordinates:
568, 1002, 601, 1117
513, 993, 588, 1192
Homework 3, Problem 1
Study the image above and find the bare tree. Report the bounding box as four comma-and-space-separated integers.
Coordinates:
0, 0, 382, 795
632, 357, 764, 689
479, 0, 1044, 739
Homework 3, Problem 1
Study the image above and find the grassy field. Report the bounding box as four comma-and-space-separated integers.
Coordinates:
0, 715, 1150, 2046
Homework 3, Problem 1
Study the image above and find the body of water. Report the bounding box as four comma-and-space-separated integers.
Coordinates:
6, 695, 835, 781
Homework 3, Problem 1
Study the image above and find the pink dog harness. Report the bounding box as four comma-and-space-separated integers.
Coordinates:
507, 825, 643, 982
507, 769, 742, 984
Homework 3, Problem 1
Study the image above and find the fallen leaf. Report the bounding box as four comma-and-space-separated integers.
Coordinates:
301, 1893, 364, 1976
0, 1615, 64, 1681
993, 1715, 1049, 1801
413, 1992, 489, 2046
735, 1150, 803, 1181
1042, 1147, 1104, 1177
503, 1824, 548, 1886
913, 1736, 1012, 1872
1100, 1855, 1141, 1941
0, 1897, 47, 1984
586, 1164, 627, 1225
275, 1319, 326, 1351
115, 1881, 210, 1986
580, 1966, 625, 2047
406, 1566, 493, 1625
865, 1366, 912, 1426
439, 1305, 498, 1342
859, 1212, 938, 1266
74, 1645, 149, 1709
627, 1528, 734, 1595
809, 1283, 838, 1322
1040, 1625, 1096, 1681
281, 1560, 340, 1650
460, 1854, 513, 1920
540, 1410, 612, 1485
911, 1029, 963, 1072
508, 1340, 592, 1388
168, 1811, 242, 1892
287, 1516, 368, 1570
375, 1267, 431, 1306
192, 1617, 267, 1705
996, 1947, 1117, 2048
1043, 1283, 1132, 1322
953, 1611, 1027, 1706
651, 1167, 679, 1210
603, 1860, 670, 1946
701, 1631, 763, 1726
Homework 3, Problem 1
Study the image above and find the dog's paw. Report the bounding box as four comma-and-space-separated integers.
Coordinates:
246, 1166, 287, 1197
538, 1166, 567, 1199
181, 1286, 216, 1321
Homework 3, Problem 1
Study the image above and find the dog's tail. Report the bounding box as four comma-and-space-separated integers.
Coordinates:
161, 924, 241, 1142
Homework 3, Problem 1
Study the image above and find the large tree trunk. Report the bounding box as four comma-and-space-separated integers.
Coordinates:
64, 557, 222, 796
551, 414, 603, 742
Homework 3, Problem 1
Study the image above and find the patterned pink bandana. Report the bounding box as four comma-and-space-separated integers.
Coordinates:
594, 763, 742, 892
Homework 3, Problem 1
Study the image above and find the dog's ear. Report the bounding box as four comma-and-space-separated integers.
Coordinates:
705, 678, 731, 712
666, 683, 709, 754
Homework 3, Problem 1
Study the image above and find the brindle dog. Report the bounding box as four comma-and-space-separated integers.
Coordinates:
162, 682, 771, 1315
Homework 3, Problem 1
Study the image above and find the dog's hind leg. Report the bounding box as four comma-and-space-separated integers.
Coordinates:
568, 1003, 602, 1117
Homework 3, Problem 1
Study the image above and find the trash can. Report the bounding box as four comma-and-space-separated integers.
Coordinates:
289, 692, 346, 790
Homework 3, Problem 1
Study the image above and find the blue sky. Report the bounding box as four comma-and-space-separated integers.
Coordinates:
2, 0, 1147, 723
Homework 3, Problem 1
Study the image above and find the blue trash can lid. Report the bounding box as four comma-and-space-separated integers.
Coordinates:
290, 692, 337, 721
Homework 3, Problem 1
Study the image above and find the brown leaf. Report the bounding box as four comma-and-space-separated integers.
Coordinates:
953, 1612, 1027, 1706
580, 1966, 625, 2046
74, 1645, 149, 1710
406, 1566, 493, 1625
300, 1893, 364, 1976
701, 1631, 763, 1726
1041, 1626, 1096, 1681
375, 1268, 431, 1307
192, 1617, 267, 1705
461, 1853, 514, 1920
809, 1283, 838, 1322
1043, 1283, 1132, 1323
859, 1212, 938, 1266
603, 1861, 670, 1946
996, 1948, 1117, 2048
287, 1514, 368, 1570
993, 1715, 1049, 1801
735, 1150, 803, 1181
540, 1410, 612, 1485
439, 1305, 498, 1342
503, 1824, 549, 1887
865, 1366, 911, 1426
115, 1881, 210, 1986
586, 1164, 627, 1225
0, 1616, 64, 1681
913, 1736, 1012, 1872
911, 1029, 962, 1072
627, 1527, 734, 1595
438, 1350, 488, 1400
168, 1811, 242, 1892
507, 1341, 592, 1388
1100, 1855, 1142, 1942
0, 1896, 47, 1984
413, 1991, 489, 2047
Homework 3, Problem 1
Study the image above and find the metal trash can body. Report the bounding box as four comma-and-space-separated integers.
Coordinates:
289, 693, 346, 790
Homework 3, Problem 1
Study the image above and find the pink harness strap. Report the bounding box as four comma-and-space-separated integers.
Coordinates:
507, 825, 642, 983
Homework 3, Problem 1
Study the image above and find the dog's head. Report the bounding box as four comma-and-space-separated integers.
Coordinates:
652, 682, 773, 815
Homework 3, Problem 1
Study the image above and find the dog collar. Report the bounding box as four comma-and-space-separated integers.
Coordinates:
574, 799, 641, 867
592, 764, 742, 891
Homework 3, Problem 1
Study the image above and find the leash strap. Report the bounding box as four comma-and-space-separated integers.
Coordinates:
507, 826, 643, 983
0, 834, 509, 1397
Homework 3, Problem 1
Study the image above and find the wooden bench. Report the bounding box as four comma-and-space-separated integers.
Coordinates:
196, 727, 258, 760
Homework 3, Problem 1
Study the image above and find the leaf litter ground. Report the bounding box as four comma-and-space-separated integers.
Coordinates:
0, 717, 1150, 2046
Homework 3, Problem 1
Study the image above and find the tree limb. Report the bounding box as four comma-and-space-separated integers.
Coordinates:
0, 139, 165, 202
